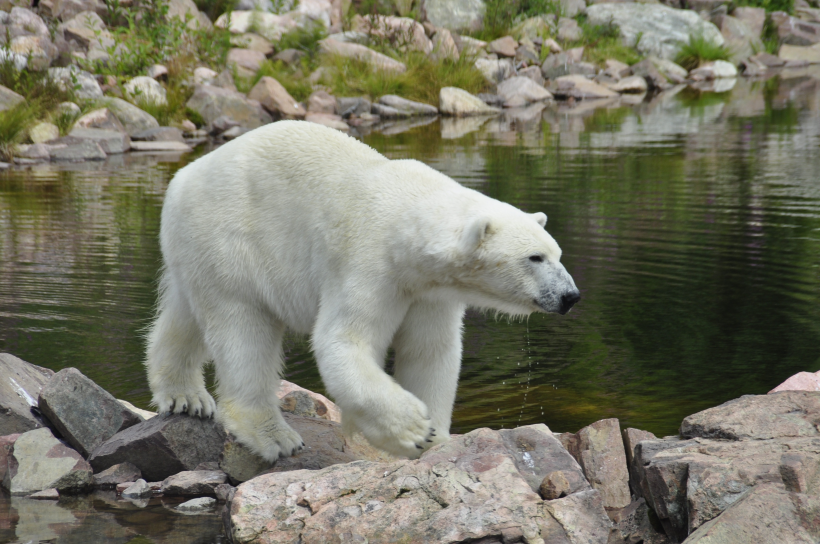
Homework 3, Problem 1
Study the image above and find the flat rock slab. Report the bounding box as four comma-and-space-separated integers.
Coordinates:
0, 353, 53, 436
131, 126, 185, 142
88, 413, 227, 482
319, 38, 407, 73
93, 462, 142, 489
38, 367, 143, 457
129, 141, 193, 153
439, 87, 501, 117
553, 75, 618, 100
3, 427, 92, 495
229, 426, 610, 544
496, 76, 552, 108
49, 140, 107, 161
680, 391, 820, 440
378, 95, 438, 116
105, 97, 160, 136
161, 469, 228, 496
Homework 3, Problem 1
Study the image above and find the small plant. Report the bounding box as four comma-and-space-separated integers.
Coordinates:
0, 56, 75, 110
277, 20, 328, 62
250, 59, 314, 100
0, 102, 38, 160
474, 0, 562, 41
675, 33, 732, 71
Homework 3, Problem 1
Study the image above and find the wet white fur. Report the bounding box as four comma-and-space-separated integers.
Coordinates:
145, 121, 578, 460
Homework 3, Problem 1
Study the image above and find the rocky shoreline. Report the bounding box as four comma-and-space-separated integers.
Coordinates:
1, 0, 820, 168
2, 350, 820, 543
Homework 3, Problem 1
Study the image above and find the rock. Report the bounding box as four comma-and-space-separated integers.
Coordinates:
474, 58, 515, 84
681, 392, 820, 440
248, 76, 307, 119
48, 139, 107, 161
0, 353, 54, 436
167, 0, 211, 30
544, 38, 562, 54
231, 33, 274, 56
28, 122, 59, 144
9, 35, 58, 70
560, 0, 586, 17
540, 470, 571, 500
68, 127, 131, 154
0, 85, 25, 112
147, 64, 168, 80
684, 483, 820, 543
377, 95, 438, 116
209, 115, 240, 135
770, 371, 820, 393
553, 75, 619, 99
2, 427, 93, 495
779, 43, 820, 64
541, 48, 589, 79
318, 38, 407, 73
353, 15, 432, 54
272, 48, 305, 66
38, 368, 142, 457
29, 488, 60, 500
771, 12, 820, 46
734, 6, 766, 38
488, 36, 517, 57
456, 35, 487, 55
430, 28, 459, 62
124, 76, 168, 106
516, 40, 541, 65
186, 85, 273, 129
48, 67, 103, 99
88, 413, 227, 482
131, 126, 185, 142
622, 427, 657, 496
586, 4, 724, 60
607, 75, 649, 93
608, 498, 669, 544
227, 48, 266, 76
561, 418, 631, 510
651, 57, 689, 84
193, 66, 219, 86
215, 482, 236, 502
307, 90, 337, 114
177, 496, 216, 511
719, 15, 763, 63
8, 7, 48, 39
105, 97, 160, 136
93, 462, 142, 489
424, 0, 485, 33
180, 119, 197, 134
0, 433, 21, 483
749, 51, 787, 68
604, 59, 631, 79
121, 478, 152, 498
689, 60, 739, 80
557, 17, 583, 42
161, 469, 228, 496
74, 108, 127, 133
336, 97, 372, 119
512, 15, 555, 42
439, 87, 502, 116
228, 425, 603, 544
59, 11, 113, 50
14, 143, 50, 160
496, 76, 552, 107
215, 11, 298, 41
518, 65, 545, 86
630, 58, 672, 90
219, 433, 274, 484
129, 141, 193, 153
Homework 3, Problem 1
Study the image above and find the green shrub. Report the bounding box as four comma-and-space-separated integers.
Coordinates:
475, 0, 562, 41
0, 58, 75, 110
674, 33, 732, 71
0, 102, 39, 160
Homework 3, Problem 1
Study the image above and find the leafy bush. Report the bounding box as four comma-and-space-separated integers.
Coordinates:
674, 33, 732, 71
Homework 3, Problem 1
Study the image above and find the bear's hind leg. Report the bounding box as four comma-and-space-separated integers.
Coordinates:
206, 304, 304, 462
392, 300, 466, 453
146, 279, 216, 417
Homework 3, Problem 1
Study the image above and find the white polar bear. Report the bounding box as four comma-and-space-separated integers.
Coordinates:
146, 120, 579, 461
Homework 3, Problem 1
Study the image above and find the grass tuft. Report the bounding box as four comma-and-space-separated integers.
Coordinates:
0, 102, 39, 161
674, 33, 732, 71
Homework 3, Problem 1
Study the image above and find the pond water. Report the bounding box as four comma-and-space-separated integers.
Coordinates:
2, 72, 820, 541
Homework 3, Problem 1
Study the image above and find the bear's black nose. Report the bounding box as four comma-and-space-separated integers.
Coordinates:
559, 290, 581, 315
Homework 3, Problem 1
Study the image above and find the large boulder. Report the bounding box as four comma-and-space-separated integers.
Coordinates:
424, 0, 485, 33
88, 413, 227, 482
104, 98, 160, 136
439, 86, 501, 116
247, 77, 307, 119
38, 367, 143, 458
58, 10, 114, 50
718, 15, 763, 63
228, 425, 609, 543
0, 353, 53, 436
318, 38, 407, 73
585, 4, 724, 60
47, 67, 103, 99
215, 10, 298, 41
770, 12, 820, 46
186, 85, 273, 130
474, 58, 514, 84
353, 15, 432, 54
496, 76, 552, 108
124, 76, 168, 107
2, 427, 93, 495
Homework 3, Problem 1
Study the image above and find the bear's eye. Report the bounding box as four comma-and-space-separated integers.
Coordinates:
529, 255, 544, 263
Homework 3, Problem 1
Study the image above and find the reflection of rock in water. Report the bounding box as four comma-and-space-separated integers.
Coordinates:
6, 496, 79, 542
440, 115, 492, 140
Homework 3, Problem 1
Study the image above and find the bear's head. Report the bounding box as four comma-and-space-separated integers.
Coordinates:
455, 206, 580, 317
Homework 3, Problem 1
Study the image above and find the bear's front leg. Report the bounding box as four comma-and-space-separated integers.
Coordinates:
313, 301, 435, 459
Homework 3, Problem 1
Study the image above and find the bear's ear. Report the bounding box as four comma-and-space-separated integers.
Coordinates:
533, 212, 547, 228
460, 216, 493, 254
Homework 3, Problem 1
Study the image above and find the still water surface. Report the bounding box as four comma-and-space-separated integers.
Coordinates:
1, 72, 820, 542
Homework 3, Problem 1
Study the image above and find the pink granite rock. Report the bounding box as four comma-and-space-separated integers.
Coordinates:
769, 371, 820, 393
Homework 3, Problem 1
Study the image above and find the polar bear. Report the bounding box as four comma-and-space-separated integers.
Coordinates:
145, 121, 579, 461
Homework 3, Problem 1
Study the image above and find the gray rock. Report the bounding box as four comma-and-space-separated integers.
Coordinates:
474, 57, 515, 84
439, 87, 501, 117
543, 489, 614, 544
47, 67, 103, 99
496, 76, 552, 107
771, 11, 820, 46
227, 47, 266, 76
681, 392, 820, 441
371, 103, 404, 118
231, 32, 274, 56
608, 498, 670, 544
129, 141, 193, 153
38, 368, 142, 457
8, 7, 48, 39
161, 469, 228, 496
306, 90, 336, 114
124, 76, 167, 106
187, 85, 273, 129
59, 10, 113, 50
586, 4, 724, 60
28, 122, 59, 144
560, 418, 631, 510
377, 95, 438, 116
424, 0, 485, 32
121, 478, 151, 498
318, 38, 407, 73
733, 6, 766, 38
49, 140, 107, 161
518, 65, 545, 86
689, 60, 738, 80
559, 0, 586, 17
247, 77, 307, 119
93, 462, 142, 489
336, 96, 372, 118
2, 427, 93, 495
552, 75, 619, 99
0, 353, 54, 436
430, 28, 460, 62
557, 17, 583, 42
146, 64, 168, 80
215, 482, 236, 502
177, 496, 216, 511
88, 413, 227, 482
68, 128, 131, 154
630, 58, 672, 90
9, 35, 58, 70
719, 15, 763, 63
0, 84, 24, 112
74, 108, 128, 133
622, 427, 657, 496
488, 35, 517, 58
512, 16, 555, 42
0, 433, 21, 484
28, 487, 60, 500
607, 75, 649, 93
209, 115, 240, 135
131, 126, 184, 142
15, 143, 50, 160
219, 433, 274, 484
684, 484, 820, 543
541, 48, 586, 79
272, 48, 305, 66
105, 97, 160, 136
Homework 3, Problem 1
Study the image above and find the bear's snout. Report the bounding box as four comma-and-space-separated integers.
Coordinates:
558, 290, 581, 315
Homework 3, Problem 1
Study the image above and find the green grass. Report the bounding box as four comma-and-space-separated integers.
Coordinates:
0, 102, 39, 161
0, 58, 75, 110
473, 0, 563, 41
560, 19, 643, 67
734, 0, 793, 13
675, 33, 732, 71
247, 59, 315, 100
128, 57, 198, 126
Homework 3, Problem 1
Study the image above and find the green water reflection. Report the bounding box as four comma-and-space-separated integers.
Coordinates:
1, 76, 819, 446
